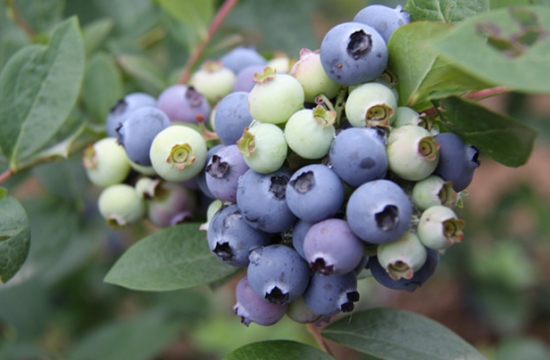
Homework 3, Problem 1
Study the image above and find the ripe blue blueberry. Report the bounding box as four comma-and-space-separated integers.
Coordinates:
303, 272, 359, 317
233, 275, 287, 326
353, 4, 410, 44
106, 92, 156, 137
214, 91, 254, 145
157, 85, 211, 124
205, 145, 249, 203
219, 46, 267, 74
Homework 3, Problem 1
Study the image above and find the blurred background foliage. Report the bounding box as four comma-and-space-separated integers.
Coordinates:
0, 0, 549, 359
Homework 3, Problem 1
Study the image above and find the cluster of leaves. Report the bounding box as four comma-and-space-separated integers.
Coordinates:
0, 0, 549, 359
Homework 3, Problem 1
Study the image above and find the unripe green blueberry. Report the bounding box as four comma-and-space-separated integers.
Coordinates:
345, 82, 397, 127
129, 159, 157, 176
135, 176, 159, 198
98, 184, 146, 227
290, 48, 340, 102
189, 60, 236, 104
150, 125, 207, 182
412, 175, 458, 211
377, 231, 427, 280
284, 106, 335, 159
417, 205, 465, 251
82, 137, 131, 187
387, 125, 440, 181
267, 53, 291, 73
199, 199, 223, 231
248, 67, 305, 125
237, 121, 287, 174
286, 296, 323, 324
393, 106, 422, 128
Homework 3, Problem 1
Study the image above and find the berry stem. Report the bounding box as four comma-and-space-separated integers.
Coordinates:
419, 86, 511, 116
307, 323, 334, 356
5, 0, 35, 39
0, 169, 13, 184
177, 0, 239, 85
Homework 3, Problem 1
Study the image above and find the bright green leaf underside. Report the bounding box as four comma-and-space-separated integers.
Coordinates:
224, 340, 335, 360
104, 222, 238, 291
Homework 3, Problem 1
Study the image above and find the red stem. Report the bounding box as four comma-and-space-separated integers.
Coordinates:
6, 0, 35, 39
0, 169, 13, 185
307, 323, 334, 356
419, 86, 511, 116
177, 0, 239, 85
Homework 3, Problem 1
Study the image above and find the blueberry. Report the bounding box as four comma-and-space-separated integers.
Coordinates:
106, 92, 156, 137
147, 181, 196, 228
233, 275, 287, 326
236, 168, 297, 233
247, 244, 310, 305
207, 204, 271, 267
285, 164, 345, 223
214, 91, 254, 145
291, 220, 313, 260
98, 184, 146, 227
345, 82, 397, 127
116, 106, 171, 166
205, 145, 249, 203
417, 205, 465, 251
320, 22, 388, 86
376, 231, 428, 280
233, 65, 266, 92
290, 48, 340, 103
82, 137, 131, 187
189, 61, 236, 104
197, 144, 224, 199
433, 132, 480, 192
219, 46, 267, 74
157, 85, 211, 123
353, 4, 410, 44
346, 179, 412, 244
237, 122, 288, 174
303, 272, 359, 317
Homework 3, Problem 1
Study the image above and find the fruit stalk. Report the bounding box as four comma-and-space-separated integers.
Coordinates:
307, 323, 334, 356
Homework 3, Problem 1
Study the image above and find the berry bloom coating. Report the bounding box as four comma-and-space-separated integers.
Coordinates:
214, 91, 254, 145
83, 137, 131, 187
320, 22, 388, 86
290, 48, 341, 102
303, 272, 360, 317
387, 125, 440, 181
197, 144, 223, 199
220, 46, 267, 74
248, 67, 305, 125
205, 145, 249, 203
284, 106, 336, 159
236, 168, 297, 233
233, 276, 287, 326
116, 106, 171, 166
147, 181, 196, 227
247, 244, 310, 305
345, 82, 397, 127
157, 85, 211, 124
329, 127, 388, 187
189, 61, 236, 104
106, 92, 156, 137
237, 122, 288, 174
149, 125, 207, 182
207, 204, 271, 267
417, 205, 465, 251
292, 220, 313, 260
377, 231, 428, 280
303, 218, 365, 275
346, 179, 412, 244
353, 4, 410, 44
412, 175, 458, 211
285, 164, 345, 223
98, 184, 146, 227
433, 132, 480, 192
369, 247, 439, 292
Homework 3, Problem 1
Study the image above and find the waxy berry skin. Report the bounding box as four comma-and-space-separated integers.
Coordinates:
233, 276, 287, 326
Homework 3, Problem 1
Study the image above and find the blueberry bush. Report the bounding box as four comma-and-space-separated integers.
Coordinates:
1, 0, 550, 359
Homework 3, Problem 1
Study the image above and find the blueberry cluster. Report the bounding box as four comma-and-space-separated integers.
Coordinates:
83, 4, 481, 327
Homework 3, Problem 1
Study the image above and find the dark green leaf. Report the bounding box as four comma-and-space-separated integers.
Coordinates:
0, 195, 30, 283
224, 340, 334, 360
430, 6, 550, 94
0, 17, 85, 171
321, 308, 487, 360
495, 336, 550, 360
158, 0, 214, 49
433, 96, 537, 167
117, 54, 166, 96
104, 223, 239, 291
388, 22, 490, 110
94, 0, 156, 33
14, 0, 64, 33
66, 310, 182, 360
83, 18, 114, 55
83, 52, 124, 123
405, 0, 489, 23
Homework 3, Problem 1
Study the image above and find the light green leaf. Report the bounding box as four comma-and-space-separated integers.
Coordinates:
495, 336, 550, 360
405, 0, 489, 23
0, 17, 85, 171
224, 340, 334, 360
83, 18, 114, 55
66, 310, 182, 360
83, 52, 124, 123
388, 22, 490, 110
0, 188, 6, 200
117, 54, 166, 96
433, 96, 537, 167
0, 195, 30, 283
157, 0, 214, 48
322, 308, 487, 360
104, 223, 239, 291
431, 6, 550, 94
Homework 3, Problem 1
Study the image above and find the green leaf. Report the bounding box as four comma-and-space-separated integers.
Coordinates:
0, 196, 30, 283
388, 22, 490, 110
0, 17, 85, 171
321, 308, 487, 360
66, 309, 182, 360
14, 0, 64, 33
430, 6, 550, 94
404, 0, 489, 23
117, 54, 166, 96
104, 223, 238, 291
495, 336, 550, 360
83, 52, 124, 123
224, 340, 334, 360
83, 18, 114, 55
0, 188, 6, 200
433, 96, 537, 167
